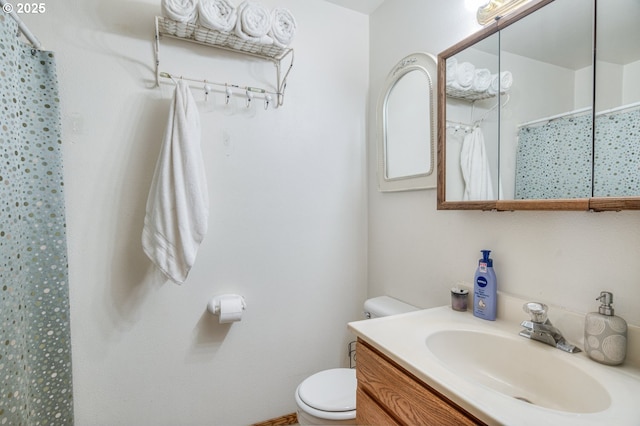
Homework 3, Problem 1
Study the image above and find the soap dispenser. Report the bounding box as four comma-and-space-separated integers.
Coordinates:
584, 291, 627, 365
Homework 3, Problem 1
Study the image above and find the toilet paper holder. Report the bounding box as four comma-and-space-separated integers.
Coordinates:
207, 294, 246, 322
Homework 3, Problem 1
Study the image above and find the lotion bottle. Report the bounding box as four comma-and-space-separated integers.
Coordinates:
473, 250, 497, 321
584, 291, 627, 365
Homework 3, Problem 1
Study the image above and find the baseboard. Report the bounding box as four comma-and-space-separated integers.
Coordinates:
252, 412, 298, 426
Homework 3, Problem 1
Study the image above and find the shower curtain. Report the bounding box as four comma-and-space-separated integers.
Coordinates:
516, 109, 640, 199
0, 15, 74, 426
515, 114, 593, 199
594, 109, 640, 197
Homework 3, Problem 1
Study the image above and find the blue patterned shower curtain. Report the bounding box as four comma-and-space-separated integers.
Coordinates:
594, 109, 640, 197
515, 114, 593, 199
516, 109, 640, 199
0, 15, 74, 426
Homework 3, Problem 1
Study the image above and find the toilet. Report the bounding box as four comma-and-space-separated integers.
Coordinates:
294, 296, 419, 425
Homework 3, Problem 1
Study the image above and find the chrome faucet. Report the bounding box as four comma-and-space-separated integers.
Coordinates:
519, 302, 581, 353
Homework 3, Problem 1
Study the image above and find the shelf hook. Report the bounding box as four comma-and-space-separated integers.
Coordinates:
204, 81, 213, 102
225, 84, 232, 105
246, 89, 253, 108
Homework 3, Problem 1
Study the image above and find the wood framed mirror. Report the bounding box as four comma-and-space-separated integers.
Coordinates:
437, 0, 640, 211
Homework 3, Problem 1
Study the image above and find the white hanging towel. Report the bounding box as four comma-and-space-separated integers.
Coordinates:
460, 127, 494, 200
142, 80, 209, 284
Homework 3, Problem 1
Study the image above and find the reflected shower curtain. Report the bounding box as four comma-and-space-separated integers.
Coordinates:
515, 115, 592, 199
594, 109, 640, 197
0, 15, 74, 426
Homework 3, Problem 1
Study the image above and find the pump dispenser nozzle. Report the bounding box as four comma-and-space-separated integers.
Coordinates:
597, 291, 614, 316
479, 250, 493, 267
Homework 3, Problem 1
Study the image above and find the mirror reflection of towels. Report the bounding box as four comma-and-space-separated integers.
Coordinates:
460, 127, 494, 200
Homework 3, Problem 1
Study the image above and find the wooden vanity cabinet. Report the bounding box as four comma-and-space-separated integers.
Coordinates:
356, 338, 484, 426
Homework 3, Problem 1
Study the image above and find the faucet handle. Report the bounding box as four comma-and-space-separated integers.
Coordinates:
522, 302, 548, 323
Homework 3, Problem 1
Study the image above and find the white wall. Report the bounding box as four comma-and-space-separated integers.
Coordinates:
23, 0, 368, 424
369, 0, 640, 325
622, 59, 640, 105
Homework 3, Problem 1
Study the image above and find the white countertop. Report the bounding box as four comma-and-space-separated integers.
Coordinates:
348, 295, 640, 426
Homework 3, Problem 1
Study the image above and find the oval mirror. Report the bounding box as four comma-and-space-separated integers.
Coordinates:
377, 52, 437, 192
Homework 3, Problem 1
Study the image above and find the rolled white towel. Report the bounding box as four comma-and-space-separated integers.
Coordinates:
269, 8, 297, 48
447, 61, 475, 91
198, 0, 237, 33
446, 57, 457, 84
235, 1, 273, 44
488, 71, 513, 94
499, 71, 513, 91
455, 62, 475, 89
472, 68, 492, 92
162, 0, 198, 23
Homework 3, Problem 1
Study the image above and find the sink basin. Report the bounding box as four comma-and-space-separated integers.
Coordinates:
349, 301, 640, 425
426, 330, 611, 413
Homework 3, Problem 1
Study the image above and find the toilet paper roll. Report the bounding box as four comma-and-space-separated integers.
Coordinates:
218, 296, 245, 323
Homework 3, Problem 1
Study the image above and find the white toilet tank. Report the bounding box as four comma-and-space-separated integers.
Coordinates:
363, 295, 419, 319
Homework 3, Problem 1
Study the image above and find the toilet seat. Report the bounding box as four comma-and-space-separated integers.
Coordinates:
295, 368, 356, 420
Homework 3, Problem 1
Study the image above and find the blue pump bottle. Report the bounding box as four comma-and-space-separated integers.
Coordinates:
473, 250, 497, 321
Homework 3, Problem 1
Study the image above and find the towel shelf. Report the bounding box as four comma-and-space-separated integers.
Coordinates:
153, 16, 294, 107
446, 86, 500, 102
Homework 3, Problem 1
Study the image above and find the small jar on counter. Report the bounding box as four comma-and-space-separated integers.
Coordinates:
451, 287, 469, 311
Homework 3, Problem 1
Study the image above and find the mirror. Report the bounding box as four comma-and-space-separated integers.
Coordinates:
593, 0, 640, 198
437, 0, 640, 211
500, 0, 593, 201
377, 52, 437, 192
443, 32, 500, 202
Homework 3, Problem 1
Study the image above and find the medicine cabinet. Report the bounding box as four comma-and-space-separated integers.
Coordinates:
437, 0, 640, 211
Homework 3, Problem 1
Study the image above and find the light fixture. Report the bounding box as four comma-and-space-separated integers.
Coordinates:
465, 0, 487, 13
476, 0, 532, 25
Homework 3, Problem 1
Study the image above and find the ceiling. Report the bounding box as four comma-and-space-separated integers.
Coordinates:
323, 0, 386, 15
521, 0, 638, 68
474, 0, 640, 69
324, 0, 639, 67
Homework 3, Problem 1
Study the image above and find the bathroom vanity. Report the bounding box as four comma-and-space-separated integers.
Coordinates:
348, 294, 640, 425
356, 338, 481, 425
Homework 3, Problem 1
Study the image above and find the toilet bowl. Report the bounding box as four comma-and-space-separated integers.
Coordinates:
295, 296, 418, 425
295, 368, 357, 425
